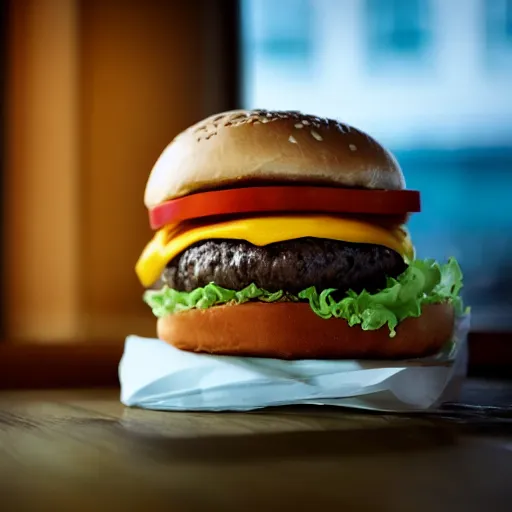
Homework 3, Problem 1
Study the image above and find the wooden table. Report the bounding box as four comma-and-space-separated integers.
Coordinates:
0, 379, 511, 511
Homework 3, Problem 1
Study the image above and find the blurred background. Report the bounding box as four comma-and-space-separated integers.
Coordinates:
242, 0, 512, 330
2, 0, 511, 345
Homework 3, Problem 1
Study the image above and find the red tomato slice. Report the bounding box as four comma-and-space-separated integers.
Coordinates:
148, 186, 421, 230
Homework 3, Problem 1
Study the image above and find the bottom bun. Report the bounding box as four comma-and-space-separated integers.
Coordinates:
156, 302, 455, 360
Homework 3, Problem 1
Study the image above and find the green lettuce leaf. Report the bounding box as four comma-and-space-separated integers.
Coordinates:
143, 257, 465, 337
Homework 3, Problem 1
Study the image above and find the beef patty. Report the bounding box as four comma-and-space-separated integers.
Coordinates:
161, 238, 406, 295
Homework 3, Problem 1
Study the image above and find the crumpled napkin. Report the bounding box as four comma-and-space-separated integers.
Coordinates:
119, 314, 470, 412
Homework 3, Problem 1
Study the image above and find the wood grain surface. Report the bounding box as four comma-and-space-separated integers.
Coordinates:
0, 380, 511, 511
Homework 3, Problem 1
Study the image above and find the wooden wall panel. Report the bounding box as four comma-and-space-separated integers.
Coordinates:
5, 0, 81, 340
78, 0, 208, 340
4, 0, 236, 342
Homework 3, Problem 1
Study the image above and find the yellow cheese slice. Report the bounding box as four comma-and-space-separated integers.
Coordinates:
135, 215, 414, 287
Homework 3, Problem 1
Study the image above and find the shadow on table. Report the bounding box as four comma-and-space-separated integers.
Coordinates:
70, 416, 457, 463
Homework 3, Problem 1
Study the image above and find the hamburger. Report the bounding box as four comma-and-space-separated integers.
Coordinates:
135, 109, 464, 360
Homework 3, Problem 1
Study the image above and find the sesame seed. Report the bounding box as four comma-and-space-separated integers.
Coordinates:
311, 130, 323, 141
253, 121, 260, 124
288, 135, 298, 144
302, 120, 311, 125
349, 144, 357, 151
294, 123, 304, 129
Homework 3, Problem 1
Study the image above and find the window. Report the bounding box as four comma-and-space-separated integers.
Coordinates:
241, 0, 314, 104
365, 0, 432, 71
242, 0, 512, 331
485, 0, 512, 70
241, 0, 312, 64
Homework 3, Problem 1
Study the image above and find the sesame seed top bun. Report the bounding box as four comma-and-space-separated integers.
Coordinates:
144, 109, 406, 209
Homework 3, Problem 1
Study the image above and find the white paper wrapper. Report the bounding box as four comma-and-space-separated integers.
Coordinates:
119, 313, 470, 413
